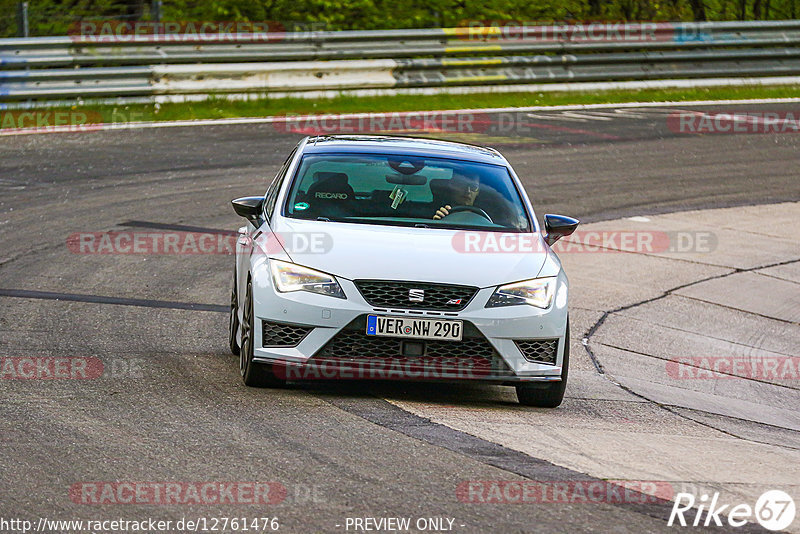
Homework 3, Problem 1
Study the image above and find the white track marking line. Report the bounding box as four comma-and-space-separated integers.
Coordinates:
588, 110, 650, 119
526, 113, 588, 122
623, 107, 701, 115
560, 111, 614, 121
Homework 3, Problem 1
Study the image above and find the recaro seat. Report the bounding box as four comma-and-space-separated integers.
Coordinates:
303, 172, 355, 219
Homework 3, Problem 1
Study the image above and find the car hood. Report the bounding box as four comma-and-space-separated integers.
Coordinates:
270, 217, 549, 288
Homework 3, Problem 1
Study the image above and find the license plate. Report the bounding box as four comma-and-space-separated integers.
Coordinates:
366, 315, 463, 341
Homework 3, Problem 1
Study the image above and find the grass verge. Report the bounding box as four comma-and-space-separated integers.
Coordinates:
149, 84, 800, 121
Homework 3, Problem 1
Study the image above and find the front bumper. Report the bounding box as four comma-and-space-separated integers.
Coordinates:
251, 267, 569, 384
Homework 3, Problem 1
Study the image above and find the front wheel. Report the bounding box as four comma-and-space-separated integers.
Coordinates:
516, 319, 569, 408
240, 278, 286, 388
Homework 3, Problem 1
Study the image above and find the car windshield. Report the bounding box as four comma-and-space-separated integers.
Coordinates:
283, 153, 532, 232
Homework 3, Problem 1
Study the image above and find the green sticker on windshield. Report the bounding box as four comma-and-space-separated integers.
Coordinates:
390, 188, 407, 210
294, 202, 310, 211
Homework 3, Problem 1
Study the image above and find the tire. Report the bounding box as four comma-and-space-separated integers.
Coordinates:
229, 269, 241, 356
516, 319, 569, 408
240, 278, 286, 388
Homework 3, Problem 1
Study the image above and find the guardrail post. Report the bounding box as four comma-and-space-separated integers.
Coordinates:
16, 1, 29, 37
152, 0, 162, 22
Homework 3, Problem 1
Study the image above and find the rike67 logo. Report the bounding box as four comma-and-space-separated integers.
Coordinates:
669, 490, 796, 531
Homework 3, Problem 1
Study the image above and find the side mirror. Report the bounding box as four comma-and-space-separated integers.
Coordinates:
231, 196, 265, 225
544, 214, 579, 246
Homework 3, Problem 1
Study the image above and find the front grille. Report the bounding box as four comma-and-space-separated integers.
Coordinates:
262, 321, 312, 347
514, 339, 559, 364
308, 316, 515, 378
318, 330, 497, 360
354, 280, 478, 311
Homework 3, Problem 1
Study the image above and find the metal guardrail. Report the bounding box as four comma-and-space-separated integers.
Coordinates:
1, 21, 799, 106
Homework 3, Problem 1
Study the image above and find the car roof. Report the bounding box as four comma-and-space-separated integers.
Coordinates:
301, 135, 507, 165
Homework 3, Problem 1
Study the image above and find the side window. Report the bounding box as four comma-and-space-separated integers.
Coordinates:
265, 149, 296, 220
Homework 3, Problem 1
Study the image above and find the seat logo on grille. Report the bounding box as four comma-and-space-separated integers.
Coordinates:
408, 289, 425, 302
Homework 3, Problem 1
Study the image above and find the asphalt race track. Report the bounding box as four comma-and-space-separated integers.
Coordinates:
0, 102, 798, 533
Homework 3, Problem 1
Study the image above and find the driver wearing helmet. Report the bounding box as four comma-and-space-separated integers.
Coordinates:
432, 171, 481, 220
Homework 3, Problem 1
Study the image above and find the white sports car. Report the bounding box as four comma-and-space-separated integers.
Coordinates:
229, 135, 578, 407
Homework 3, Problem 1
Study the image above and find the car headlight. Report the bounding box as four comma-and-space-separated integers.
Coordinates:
486, 277, 556, 309
270, 259, 346, 299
